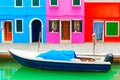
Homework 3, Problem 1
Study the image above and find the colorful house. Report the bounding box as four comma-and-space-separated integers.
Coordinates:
85, 2, 120, 42
0, 0, 46, 43
46, 0, 84, 44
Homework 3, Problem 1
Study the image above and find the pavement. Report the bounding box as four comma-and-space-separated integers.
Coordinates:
0, 42, 120, 56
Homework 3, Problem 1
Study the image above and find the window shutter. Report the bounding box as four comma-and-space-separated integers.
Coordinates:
51, 0, 57, 5
106, 22, 118, 36
79, 20, 82, 32
72, 20, 75, 32
16, 0, 22, 6
73, 0, 80, 5
17, 20, 22, 32
49, 20, 52, 32
33, 0, 39, 6
56, 20, 59, 32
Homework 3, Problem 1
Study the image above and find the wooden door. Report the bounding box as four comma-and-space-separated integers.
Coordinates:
4, 21, 12, 41
61, 21, 70, 40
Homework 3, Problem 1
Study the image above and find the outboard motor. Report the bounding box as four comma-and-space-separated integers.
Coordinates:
104, 53, 113, 64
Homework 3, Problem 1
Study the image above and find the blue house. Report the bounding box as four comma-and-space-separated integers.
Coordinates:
0, 0, 46, 43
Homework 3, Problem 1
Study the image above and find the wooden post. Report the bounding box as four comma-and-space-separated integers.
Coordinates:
38, 32, 41, 52
92, 33, 97, 56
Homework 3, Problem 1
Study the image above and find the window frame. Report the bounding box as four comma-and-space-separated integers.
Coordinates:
72, 19, 82, 33
72, 0, 81, 7
105, 21, 119, 37
14, 0, 23, 8
31, 0, 40, 7
49, 0, 58, 7
15, 19, 24, 33
49, 19, 59, 33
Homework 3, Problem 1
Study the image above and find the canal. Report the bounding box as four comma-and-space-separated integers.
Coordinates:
0, 58, 120, 80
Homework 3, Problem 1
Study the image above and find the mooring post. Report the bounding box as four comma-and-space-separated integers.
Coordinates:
92, 33, 97, 56
38, 32, 41, 52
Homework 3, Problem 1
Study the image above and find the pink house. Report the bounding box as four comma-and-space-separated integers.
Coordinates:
46, 0, 84, 44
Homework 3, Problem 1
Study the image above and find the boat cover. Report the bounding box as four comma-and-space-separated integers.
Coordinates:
36, 50, 76, 61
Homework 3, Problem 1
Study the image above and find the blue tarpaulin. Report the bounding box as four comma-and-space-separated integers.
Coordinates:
36, 50, 76, 61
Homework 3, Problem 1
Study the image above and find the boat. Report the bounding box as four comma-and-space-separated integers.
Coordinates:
8, 49, 111, 72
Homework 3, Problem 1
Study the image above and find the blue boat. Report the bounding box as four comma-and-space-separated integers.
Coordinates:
8, 49, 111, 72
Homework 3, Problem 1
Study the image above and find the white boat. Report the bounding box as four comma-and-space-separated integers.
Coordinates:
8, 49, 111, 71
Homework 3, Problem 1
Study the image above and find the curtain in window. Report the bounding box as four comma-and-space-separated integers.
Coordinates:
93, 22, 104, 39
49, 20, 59, 32
72, 20, 82, 32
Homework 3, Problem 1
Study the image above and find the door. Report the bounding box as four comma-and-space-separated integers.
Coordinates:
32, 20, 41, 42
4, 21, 12, 41
61, 21, 70, 40
93, 21, 104, 40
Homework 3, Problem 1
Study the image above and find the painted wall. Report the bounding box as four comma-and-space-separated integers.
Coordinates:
0, 0, 46, 43
85, 2, 120, 42
46, 0, 84, 44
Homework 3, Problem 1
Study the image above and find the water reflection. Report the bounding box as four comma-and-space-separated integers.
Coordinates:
0, 68, 17, 80
10, 64, 120, 80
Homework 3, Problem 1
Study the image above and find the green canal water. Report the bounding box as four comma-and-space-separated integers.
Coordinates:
0, 59, 120, 80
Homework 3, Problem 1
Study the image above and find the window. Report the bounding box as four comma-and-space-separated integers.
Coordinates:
15, 0, 23, 7
50, 0, 58, 6
72, 20, 82, 32
49, 20, 59, 32
106, 21, 119, 37
32, 0, 40, 7
15, 19, 23, 33
72, 0, 81, 6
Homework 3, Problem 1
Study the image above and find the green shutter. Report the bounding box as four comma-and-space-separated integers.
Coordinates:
51, 0, 57, 5
33, 0, 39, 6
79, 20, 82, 32
72, 20, 75, 32
56, 20, 59, 32
73, 0, 80, 5
16, 20, 22, 32
49, 20, 52, 32
106, 22, 118, 36
16, 0, 22, 6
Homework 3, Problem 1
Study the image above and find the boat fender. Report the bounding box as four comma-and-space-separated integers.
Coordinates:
104, 53, 113, 63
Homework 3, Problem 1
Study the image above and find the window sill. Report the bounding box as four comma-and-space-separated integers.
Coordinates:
50, 32, 59, 33
73, 32, 82, 33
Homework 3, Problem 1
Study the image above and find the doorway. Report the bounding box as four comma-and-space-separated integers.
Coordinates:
31, 20, 42, 42
4, 21, 12, 41
61, 21, 70, 40
93, 21, 104, 40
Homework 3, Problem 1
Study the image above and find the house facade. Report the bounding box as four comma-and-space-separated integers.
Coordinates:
0, 0, 46, 43
85, 2, 120, 42
46, 0, 84, 44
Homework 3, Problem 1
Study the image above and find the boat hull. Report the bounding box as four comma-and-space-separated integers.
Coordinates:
9, 51, 111, 72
